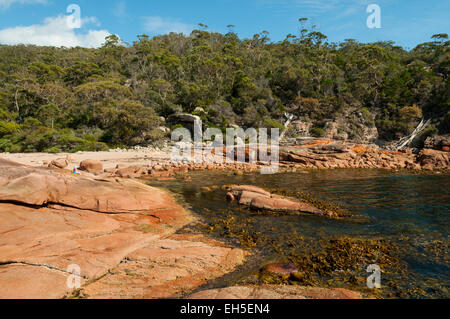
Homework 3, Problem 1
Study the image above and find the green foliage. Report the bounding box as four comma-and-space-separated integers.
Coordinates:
399, 105, 422, 119
0, 121, 21, 137
100, 99, 162, 146
263, 116, 285, 130
361, 107, 370, 118
0, 28, 448, 152
311, 127, 326, 137
46, 146, 61, 154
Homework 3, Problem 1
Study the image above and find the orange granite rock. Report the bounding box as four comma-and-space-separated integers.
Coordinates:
0, 158, 247, 299
226, 184, 323, 215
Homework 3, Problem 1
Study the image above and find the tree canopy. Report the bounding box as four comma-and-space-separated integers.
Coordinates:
0, 23, 448, 152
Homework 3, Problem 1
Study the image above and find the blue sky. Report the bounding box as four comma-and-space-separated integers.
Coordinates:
0, 0, 448, 49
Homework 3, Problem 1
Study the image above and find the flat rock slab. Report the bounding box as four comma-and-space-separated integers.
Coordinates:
250, 196, 322, 214
0, 159, 181, 214
0, 204, 168, 279
81, 234, 248, 299
0, 158, 247, 299
0, 264, 83, 299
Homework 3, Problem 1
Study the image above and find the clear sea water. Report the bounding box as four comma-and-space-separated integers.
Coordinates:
146, 169, 449, 298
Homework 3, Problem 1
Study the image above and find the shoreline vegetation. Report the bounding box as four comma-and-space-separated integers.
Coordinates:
2, 137, 448, 175
0, 26, 448, 155
0, 25, 448, 299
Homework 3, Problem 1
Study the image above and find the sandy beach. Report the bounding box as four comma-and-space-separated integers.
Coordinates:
0, 148, 173, 170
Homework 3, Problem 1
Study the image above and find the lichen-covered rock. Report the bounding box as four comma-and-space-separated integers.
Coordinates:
424, 135, 450, 151
0, 167, 175, 214
279, 141, 449, 170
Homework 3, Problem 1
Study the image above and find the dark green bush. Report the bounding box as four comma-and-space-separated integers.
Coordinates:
311, 127, 326, 137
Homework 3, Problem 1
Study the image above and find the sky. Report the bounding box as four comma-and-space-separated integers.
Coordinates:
0, 0, 448, 50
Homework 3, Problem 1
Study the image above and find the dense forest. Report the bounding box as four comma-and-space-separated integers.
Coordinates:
0, 20, 449, 153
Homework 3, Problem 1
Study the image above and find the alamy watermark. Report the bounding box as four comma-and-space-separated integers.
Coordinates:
66, 264, 81, 290
170, 120, 280, 174
366, 264, 381, 289
366, 4, 381, 29
66, 4, 82, 29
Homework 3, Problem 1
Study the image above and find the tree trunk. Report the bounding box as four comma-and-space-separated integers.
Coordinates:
394, 118, 431, 150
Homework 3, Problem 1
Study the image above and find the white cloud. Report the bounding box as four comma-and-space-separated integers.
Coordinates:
0, 15, 111, 48
0, 0, 46, 10
143, 16, 193, 35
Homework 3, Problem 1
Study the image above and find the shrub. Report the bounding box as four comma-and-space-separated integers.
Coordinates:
361, 107, 371, 119
263, 116, 285, 130
294, 97, 320, 113
45, 146, 61, 153
311, 127, 326, 137
399, 104, 422, 119
0, 121, 21, 137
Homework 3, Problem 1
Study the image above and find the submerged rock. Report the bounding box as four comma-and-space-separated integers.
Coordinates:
261, 263, 299, 277
225, 185, 323, 216
226, 192, 235, 202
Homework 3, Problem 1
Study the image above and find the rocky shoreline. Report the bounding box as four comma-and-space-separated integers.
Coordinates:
279, 139, 449, 170
0, 158, 248, 299
0, 157, 366, 299
0, 139, 448, 299
65, 140, 450, 176
2, 139, 447, 183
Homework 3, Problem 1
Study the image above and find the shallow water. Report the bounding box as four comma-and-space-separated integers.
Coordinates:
146, 169, 449, 298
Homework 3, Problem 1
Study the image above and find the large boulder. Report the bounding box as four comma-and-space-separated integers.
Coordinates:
251, 195, 322, 215
0, 158, 181, 214
417, 149, 450, 169
48, 158, 69, 169
228, 185, 271, 197
424, 135, 450, 152
79, 160, 103, 174
115, 165, 149, 178
225, 185, 323, 215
